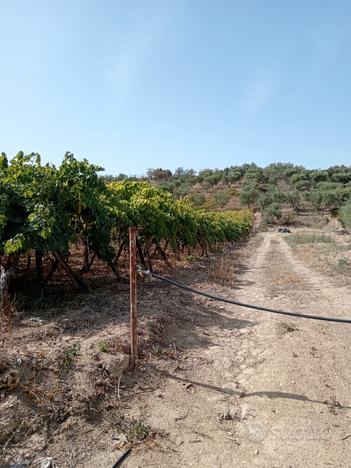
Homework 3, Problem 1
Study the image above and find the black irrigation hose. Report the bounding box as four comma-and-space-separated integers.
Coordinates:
144, 271, 351, 324
112, 447, 132, 468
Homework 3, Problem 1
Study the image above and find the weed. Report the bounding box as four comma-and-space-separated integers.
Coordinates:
339, 201, 351, 229
185, 254, 195, 262
62, 342, 80, 369
208, 253, 235, 285
98, 340, 111, 353
335, 243, 351, 252
338, 257, 350, 267
126, 420, 152, 443
336, 257, 351, 276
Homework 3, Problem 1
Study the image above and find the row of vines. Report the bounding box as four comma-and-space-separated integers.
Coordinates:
0, 152, 252, 301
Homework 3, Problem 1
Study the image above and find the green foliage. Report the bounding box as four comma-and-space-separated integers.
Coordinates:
185, 254, 195, 262
0, 152, 114, 265
285, 191, 300, 213
173, 183, 192, 199
105, 162, 351, 233
203, 173, 222, 188
306, 187, 351, 212
201, 180, 212, 190
203, 195, 220, 210
108, 180, 252, 252
62, 342, 81, 369
146, 168, 172, 180
339, 200, 351, 228
262, 203, 282, 224
336, 257, 351, 276
213, 191, 230, 207
240, 182, 259, 208
126, 420, 152, 443
110, 163, 351, 219
186, 192, 206, 207
4, 151, 351, 296
258, 188, 286, 209
98, 340, 111, 353
331, 172, 351, 184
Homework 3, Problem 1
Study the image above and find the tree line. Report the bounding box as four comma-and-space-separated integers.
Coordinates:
102, 163, 351, 225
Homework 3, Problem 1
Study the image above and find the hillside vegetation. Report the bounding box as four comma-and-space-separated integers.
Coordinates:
2, 153, 351, 311
104, 163, 351, 226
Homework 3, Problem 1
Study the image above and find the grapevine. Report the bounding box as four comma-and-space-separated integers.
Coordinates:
0, 153, 252, 298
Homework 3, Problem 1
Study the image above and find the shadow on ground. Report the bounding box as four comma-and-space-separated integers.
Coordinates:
11, 238, 257, 354
162, 372, 351, 410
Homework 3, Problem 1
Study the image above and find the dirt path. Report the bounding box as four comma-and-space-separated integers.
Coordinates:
122, 231, 351, 468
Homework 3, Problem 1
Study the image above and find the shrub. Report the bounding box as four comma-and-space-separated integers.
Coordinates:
213, 191, 230, 207
262, 203, 282, 224
339, 200, 351, 229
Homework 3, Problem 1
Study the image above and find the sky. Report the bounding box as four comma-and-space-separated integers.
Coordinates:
1, 0, 351, 175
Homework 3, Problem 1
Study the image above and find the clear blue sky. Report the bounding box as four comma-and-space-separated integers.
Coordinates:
1, 1, 351, 175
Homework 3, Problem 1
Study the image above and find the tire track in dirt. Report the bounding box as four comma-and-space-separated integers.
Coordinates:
122, 231, 351, 468
120, 235, 272, 468
232, 232, 351, 467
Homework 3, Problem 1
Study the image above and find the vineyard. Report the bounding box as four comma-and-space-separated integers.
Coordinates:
2, 154, 351, 467
0, 152, 252, 309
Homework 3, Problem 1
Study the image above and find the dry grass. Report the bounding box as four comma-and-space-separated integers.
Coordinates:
287, 232, 335, 245
288, 230, 351, 284
208, 253, 235, 286
270, 270, 301, 285
0, 295, 18, 331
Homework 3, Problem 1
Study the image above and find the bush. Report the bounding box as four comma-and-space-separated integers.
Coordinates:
186, 192, 206, 207
213, 191, 230, 207
240, 183, 259, 208
339, 200, 351, 228
262, 203, 282, 224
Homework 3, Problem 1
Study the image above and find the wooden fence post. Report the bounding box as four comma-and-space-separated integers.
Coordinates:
129, 226, 138, 367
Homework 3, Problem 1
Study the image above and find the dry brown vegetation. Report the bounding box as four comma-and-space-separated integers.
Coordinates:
287, 228, 351, 285
207, 252, 236, 285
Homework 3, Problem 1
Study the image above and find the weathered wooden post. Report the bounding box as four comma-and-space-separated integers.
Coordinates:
129, 226, 138, 367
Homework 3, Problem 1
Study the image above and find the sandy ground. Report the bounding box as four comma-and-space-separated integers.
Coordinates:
1, 229, 351, 467
122, 231, 351, 468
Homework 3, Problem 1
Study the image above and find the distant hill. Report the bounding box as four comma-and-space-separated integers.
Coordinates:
102, 163, 351, 226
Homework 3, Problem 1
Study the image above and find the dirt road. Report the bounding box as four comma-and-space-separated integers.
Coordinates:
124, 231, 351, 468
